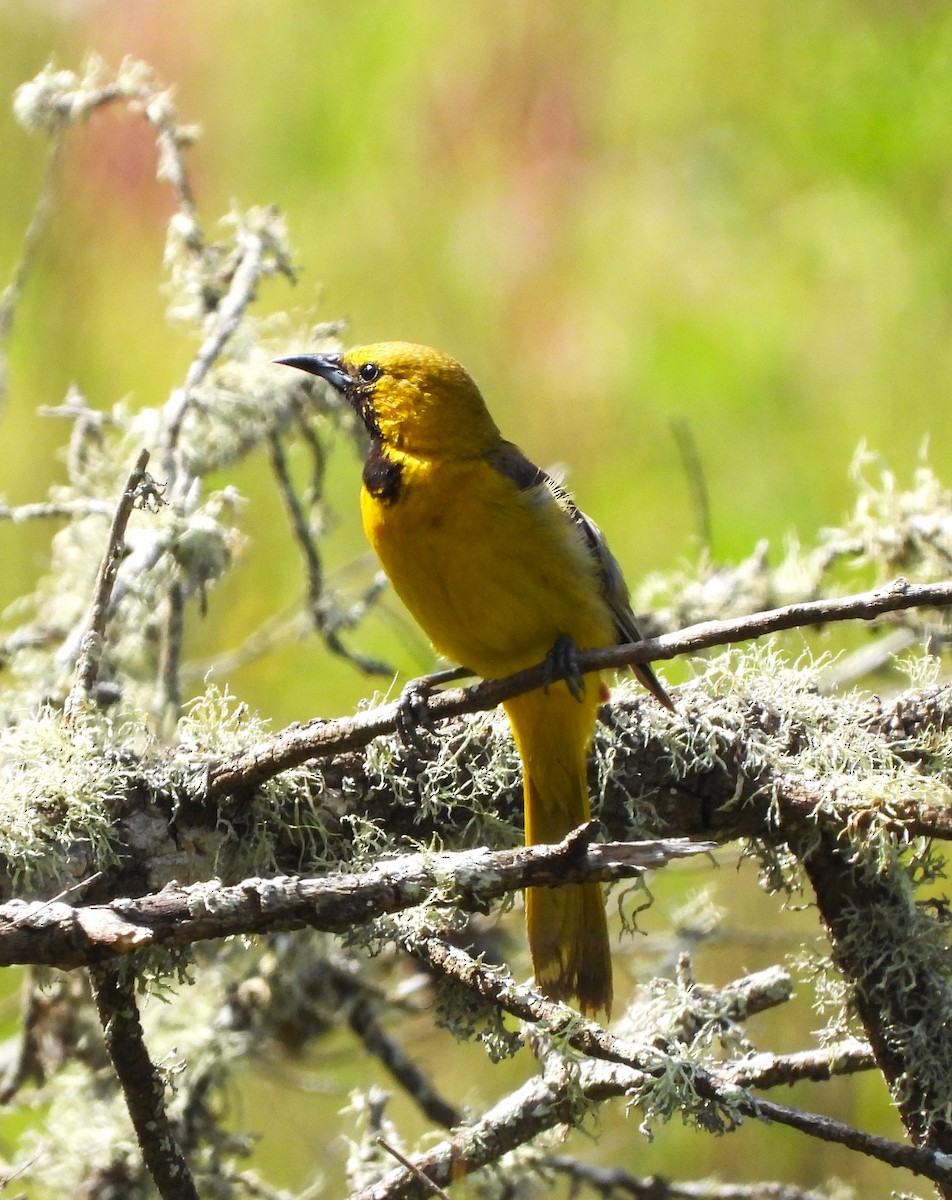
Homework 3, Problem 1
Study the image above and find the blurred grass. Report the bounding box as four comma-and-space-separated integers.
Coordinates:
1, 0, 951, 1192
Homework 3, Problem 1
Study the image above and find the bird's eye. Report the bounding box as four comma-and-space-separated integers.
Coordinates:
358, 362, 381, 383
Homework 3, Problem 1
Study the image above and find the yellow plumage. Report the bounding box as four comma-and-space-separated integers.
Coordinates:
276, 341, 672, 1016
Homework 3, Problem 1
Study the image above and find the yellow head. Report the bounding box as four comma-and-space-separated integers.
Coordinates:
275, 341, 501, 459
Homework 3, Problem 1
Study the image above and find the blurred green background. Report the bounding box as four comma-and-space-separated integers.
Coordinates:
1, 0, 951, 1193
4, 0, 952, 725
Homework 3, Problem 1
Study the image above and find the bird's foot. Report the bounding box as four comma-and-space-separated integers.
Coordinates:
543, 635, 585, 702
395, 665, 473, 749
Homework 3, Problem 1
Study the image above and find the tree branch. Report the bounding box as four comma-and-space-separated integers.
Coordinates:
161, 219, 292, 473
89, 964, 199, 1200
350, 997, 462, 1129
727, 1040, 876, 1090
541, 1155, 833, 1199
358, 1045, 924, 1200
267, 428, 390, 675
374, 933, 952, 1197
794, 824, 952, 1190
0, 498, 115, 522
0, 135, 63, 403
0, 834, 709, 969
206, 577, 952, 799
63, 448, 160, 720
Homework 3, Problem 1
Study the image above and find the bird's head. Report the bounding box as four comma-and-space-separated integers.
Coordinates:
275, 341, 500, 458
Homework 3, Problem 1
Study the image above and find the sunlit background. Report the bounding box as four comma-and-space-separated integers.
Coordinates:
2, 1, 952, 1193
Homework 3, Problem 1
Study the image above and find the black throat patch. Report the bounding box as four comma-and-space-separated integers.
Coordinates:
349, 383, 381, 439
363, 438, 403, 504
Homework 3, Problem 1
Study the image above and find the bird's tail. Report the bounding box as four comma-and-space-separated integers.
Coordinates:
524, 840, 612, 1017
507, 688, 613, 1018
633, 660, 675, 711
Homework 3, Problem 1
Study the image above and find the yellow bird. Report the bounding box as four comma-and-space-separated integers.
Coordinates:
276, 342, 672, 1016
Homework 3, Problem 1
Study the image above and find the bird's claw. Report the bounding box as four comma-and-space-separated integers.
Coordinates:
395, 666, 472, 749
396, 679, 436, 750
543, 635, 585, 702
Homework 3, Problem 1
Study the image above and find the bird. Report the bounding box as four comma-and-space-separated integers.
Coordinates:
275, 342, 672, 1016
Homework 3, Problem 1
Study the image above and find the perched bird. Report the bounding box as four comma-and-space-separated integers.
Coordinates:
276, 342, 672, 1016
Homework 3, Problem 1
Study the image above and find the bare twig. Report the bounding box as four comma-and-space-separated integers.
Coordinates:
350, 997, 461, 1129
158, 578, 186, 729
0, 835, 709, 969
207, 577, 952, 799
747, 1094, 944, 1179
63, 449, 158, 720
317, 575, 394, 674
0, 498, 115, 522
671, 415, 712, 552
268, 430, 325, 613
542, 1156, 832, 1199
574, 575, 952, 677
268, 430, 390, 675
375, 1138, 453, 1200
89, 964, 199, 1200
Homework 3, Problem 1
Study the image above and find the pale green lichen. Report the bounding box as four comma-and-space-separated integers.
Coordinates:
369, 909, 526, 1062
0, 708, 136, 893
362, 703, 523, 851
602, 634, 952, 1147
13, 55, 134, 133
824, 845, 952, 1129
626, 1048, 746, 1138
173, 687, 338, 880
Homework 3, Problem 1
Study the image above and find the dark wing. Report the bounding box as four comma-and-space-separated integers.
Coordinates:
488, 441, 674, 710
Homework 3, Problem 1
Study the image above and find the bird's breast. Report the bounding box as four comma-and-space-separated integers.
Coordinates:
360, 453, 614, 678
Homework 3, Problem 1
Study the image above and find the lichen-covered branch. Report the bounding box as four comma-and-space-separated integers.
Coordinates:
205, 577, 952, 799
725, 1039, 875, 1089
0, 834, 708, 969
356, 932, 950, 1199
371, 933, 952, 1197
541, 1157, 834, 1200
795, 827, 952, 1195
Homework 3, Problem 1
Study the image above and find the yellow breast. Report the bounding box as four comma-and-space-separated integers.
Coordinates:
360, 451, 614, 679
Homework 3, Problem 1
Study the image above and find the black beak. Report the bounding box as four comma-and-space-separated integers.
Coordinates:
273, 353, 350, 394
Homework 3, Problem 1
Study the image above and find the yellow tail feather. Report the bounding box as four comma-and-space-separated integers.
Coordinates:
508, 686, 613, 1018
526, 876, 612, 1017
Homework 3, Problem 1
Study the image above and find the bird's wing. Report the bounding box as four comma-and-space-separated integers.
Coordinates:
487, 441, 674, 709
